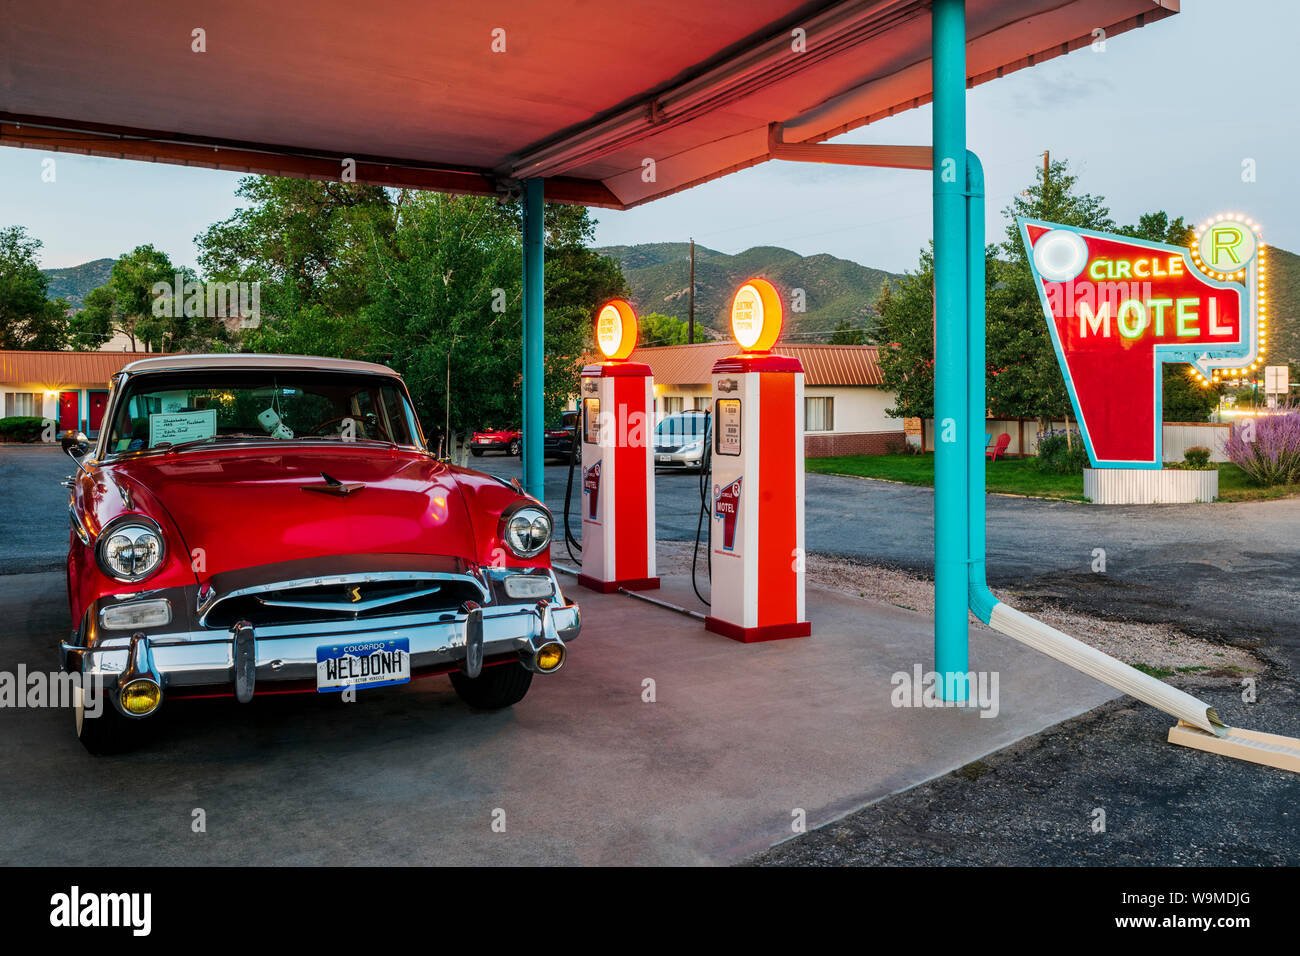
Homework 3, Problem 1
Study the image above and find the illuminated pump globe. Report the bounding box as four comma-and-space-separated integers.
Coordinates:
595, 299, 638, 360
729, 278, 784, 351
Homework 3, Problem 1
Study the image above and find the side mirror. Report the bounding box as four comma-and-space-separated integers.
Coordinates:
61, 431, 90, 458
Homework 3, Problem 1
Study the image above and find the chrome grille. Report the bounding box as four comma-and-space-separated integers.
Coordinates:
201, 573, 486, 629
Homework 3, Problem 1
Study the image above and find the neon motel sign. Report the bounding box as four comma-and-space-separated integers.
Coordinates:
1019, 216, 1266, 468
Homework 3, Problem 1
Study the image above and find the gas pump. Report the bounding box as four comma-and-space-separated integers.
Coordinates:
576, 299, 659, 594
704, 279, 810, 642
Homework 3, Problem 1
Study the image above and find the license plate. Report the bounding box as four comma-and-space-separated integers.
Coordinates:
657, 455, 671, 463
316, 638, 410, 692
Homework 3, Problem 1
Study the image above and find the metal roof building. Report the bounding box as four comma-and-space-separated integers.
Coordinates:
632, 342, 902, 456
630, 342, 886, 386
0, 349, 158, 435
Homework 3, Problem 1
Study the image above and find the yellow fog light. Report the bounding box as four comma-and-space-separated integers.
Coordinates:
535, 642, 566, 673
119, 679, 162, 716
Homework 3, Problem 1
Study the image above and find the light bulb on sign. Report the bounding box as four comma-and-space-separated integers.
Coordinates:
729, 278, 783, 352
595, 299, 638, 360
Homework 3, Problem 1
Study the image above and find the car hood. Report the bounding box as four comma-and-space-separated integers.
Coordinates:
111, 445, 477, 579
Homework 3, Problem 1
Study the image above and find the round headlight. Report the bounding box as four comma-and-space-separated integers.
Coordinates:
97, 520, 165, 582
501, 505, 552, 558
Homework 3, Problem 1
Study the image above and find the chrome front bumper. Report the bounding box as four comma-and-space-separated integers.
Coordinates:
72, 600, 578, 685
65, 568, 579, 715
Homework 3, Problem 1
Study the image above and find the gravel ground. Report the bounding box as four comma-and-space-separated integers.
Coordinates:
653, 540, 1264, 676
748, 680, 1300, 866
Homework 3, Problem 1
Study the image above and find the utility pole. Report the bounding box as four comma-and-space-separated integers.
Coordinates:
688, 238, 696, 344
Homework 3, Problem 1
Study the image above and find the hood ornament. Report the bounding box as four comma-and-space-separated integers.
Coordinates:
302, 471, 365, 497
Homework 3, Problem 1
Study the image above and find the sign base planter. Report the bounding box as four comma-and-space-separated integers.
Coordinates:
1083, 467, 1218, 505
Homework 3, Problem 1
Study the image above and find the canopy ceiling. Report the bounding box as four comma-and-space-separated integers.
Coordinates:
0, 0, 1176, 208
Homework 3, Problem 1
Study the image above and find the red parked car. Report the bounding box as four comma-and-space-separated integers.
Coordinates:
470, 427, 522, 457
59, 354, 579, 753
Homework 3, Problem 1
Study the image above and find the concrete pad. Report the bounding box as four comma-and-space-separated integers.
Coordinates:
0, 570, 1117, 865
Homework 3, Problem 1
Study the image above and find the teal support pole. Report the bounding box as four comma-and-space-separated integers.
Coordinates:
521, 179, 545, 500
932, 0, 968, 700
966, 151, 998, 625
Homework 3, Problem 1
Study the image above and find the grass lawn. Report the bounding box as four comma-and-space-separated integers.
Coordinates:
1216, 464, 1300, 502
807, 453, 1300, 504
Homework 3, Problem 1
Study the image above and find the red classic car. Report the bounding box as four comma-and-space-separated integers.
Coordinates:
470, 427, 522, 457
60, 354, 579, 753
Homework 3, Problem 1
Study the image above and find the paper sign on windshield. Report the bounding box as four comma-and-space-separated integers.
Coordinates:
149, 409, 217, 447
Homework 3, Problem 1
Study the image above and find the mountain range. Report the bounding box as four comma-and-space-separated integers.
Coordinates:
40, 258, 115, 308
594, 242, 899, 341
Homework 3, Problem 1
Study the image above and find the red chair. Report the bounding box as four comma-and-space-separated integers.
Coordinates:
986, 433, 1011, 461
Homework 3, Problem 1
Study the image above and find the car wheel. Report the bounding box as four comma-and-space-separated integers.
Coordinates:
74, 687, 143, 755
470, 448, 484, 457
509, 438, 521, 456
449, 663, 533, 709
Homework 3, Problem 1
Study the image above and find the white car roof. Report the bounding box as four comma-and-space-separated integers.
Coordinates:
119, 353, 400, 377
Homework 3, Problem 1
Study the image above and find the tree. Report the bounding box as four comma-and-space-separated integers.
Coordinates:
638, 313, 689, 346
1163, 368, 1220, 422
67, 285, 117, 350
204, 176, 626, 438
1119, 211, 1193, 247
0, 226, 70, 349
534, 203, 627, 421
987, 158, 1115, 423
363, 192, 525, 440
197, 177, 395, 344
829, 319, 866, 345
85, 245, 181, 351
875, 248, 936, 419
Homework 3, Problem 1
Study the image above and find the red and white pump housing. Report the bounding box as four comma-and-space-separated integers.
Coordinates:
577, 300, 659, 593
705, 279, 809, 642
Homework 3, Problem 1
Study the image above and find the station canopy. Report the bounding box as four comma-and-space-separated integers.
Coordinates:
1, 0, 1174, 208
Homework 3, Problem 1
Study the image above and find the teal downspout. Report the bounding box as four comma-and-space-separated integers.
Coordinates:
521, 179, 545, 500
965, 150, 999, 625
932, 0, 969, 700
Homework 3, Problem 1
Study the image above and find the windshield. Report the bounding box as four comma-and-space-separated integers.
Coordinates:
655, 412, 709, 443
105, 369, 422, 454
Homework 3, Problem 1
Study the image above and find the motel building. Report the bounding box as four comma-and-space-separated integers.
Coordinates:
627, 342, 904, 457
0, 350, 156, 437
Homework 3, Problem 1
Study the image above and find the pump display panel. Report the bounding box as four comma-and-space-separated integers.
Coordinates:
715, 399, 741, 456
582, 397, 600, 444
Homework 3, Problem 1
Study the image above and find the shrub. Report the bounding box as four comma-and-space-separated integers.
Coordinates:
1221, 411, 1300, 486
1183, 446, 1212, 469
0, 416, 50, 443
1034, 428, 1088, 474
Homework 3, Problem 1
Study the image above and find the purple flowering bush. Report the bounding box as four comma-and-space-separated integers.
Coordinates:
1222, 410, 1300, 486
